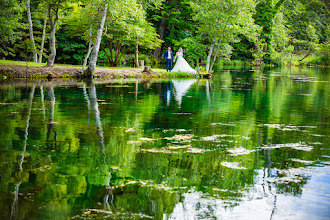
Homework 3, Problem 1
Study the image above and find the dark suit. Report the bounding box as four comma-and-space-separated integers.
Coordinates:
164, 50, 174, 71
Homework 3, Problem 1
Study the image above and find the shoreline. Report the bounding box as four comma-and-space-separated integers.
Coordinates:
0, 62, 199, 79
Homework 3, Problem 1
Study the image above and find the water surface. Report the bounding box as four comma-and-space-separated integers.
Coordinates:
0, 67, 329, 219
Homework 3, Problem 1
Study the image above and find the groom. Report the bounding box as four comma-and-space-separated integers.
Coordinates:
163, 46, 174, 72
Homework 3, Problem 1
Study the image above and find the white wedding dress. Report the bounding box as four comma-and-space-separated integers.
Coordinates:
171, 52, 196, 73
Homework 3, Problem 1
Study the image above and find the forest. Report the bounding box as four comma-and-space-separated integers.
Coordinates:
0, 0, 329, 74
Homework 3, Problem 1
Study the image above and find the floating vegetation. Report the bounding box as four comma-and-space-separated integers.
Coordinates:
167, 145, 191, 150
127, 140, 142, 144
186, 148, 210, 154
164, 134, 194, 141
141, 145, 210, 154
201, 134, 249, 141
106, 85, 131, 87
221, 162, 247, 170
290, 158, 314, 164
202, 135, 221, 141
210, 122, 236, 126
162, 128, 188, 133
267, 167, 316, 184
125, 128, 136, 133
261, 142, 313, 151
227, 147, 255, 156
260, 124, 316, 132
141, 148, 175, 154
139, 137, 156, 141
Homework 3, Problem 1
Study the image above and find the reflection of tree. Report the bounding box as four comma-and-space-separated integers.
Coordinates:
82, 83, 91, 131
11, 85, 35, 220
87, 80, 105, 153
263, 148, 277, 220
40, 86, 45, 121
47, 86, 57, 147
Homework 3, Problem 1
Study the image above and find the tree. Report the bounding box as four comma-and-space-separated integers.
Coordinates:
148, 0, 195, 59
0, 0, 23, 58
44, 0, 73, 67
253, 0, 285, 63
299, 24, 319, 62
26, 0, 38, 62
192, 0, 259, 72
85, 2, 108, 76
99, 0, 161, 67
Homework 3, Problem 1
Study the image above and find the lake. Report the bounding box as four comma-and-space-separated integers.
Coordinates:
0, 66, 329, 219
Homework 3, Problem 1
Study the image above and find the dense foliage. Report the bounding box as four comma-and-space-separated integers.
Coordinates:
0, 0, 329, 69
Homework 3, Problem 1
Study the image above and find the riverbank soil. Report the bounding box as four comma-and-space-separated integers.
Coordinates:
0, 63, 168, 79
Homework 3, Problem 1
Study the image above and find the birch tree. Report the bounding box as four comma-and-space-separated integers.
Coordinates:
26, 0, 38, 62
85, 2, 108, 77
44, 0, 72, 67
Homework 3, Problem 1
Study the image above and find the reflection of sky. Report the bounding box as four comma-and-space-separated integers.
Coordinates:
169, 166, 330, 220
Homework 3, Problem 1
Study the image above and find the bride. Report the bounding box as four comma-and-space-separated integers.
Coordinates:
171, 48, 196, 73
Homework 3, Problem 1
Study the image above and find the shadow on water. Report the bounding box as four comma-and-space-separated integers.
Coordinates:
0, 66, 329, 219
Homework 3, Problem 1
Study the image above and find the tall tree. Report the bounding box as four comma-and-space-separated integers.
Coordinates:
44, 0, 73, 67
85, 2, 108, 77
46, 5, 59, 67
26, 0, 38, 62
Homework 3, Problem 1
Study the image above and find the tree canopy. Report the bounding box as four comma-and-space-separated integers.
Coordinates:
0, 0, 329, 70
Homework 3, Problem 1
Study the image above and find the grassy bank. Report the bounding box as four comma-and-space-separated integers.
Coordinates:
0, 60, 199, 79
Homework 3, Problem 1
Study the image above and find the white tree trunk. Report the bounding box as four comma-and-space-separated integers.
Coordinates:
39, 18, 47, 63
46, 7, 59, 67
209, 41, 221, 72
27, 0, 37, 62
83, 22, 95, 71
205, 39, 216, 73
86, 3, 108, 77
134, 44, 139, 68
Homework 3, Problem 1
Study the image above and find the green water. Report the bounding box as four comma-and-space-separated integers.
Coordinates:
0, 67, 329, 219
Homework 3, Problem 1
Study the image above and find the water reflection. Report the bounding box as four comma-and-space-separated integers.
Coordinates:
0, 67, 329, 219
172, 79, 196, 107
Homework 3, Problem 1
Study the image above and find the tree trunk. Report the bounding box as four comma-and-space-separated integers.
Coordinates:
86, 3, 108, 77
39, 18, 47, 63
206, 25, 219, 73
83, 22, 95, 71
153, 15, 166, 59
206, 38, 216, 73
134, 44, 139, 68
46, 7, 59, 67
209, 41, 221, 72
27, 0, 37, 62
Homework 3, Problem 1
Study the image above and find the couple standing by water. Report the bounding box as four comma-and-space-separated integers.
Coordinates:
163, 46, 196, 73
